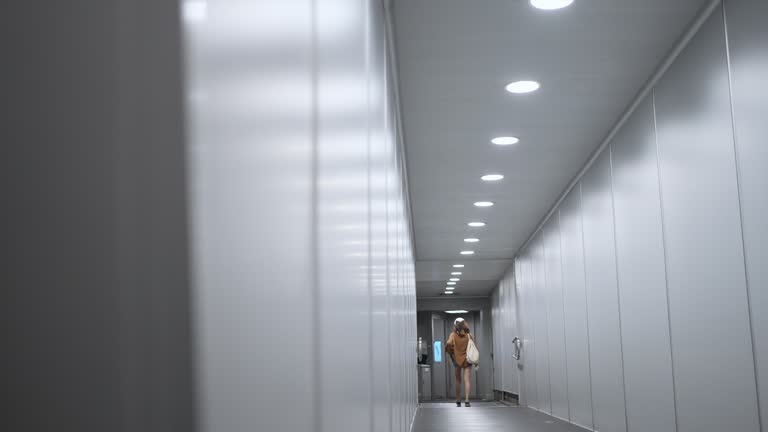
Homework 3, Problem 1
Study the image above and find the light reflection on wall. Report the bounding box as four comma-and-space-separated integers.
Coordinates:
181, 1, 417, 431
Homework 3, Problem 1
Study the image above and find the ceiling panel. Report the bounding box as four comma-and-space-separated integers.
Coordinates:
393, 0, 710, 297
416, 259, 513, 297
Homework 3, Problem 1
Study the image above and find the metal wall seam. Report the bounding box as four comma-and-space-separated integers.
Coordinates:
608, 145, 630, 432
380, 0, 417, 261
722, 3, 764, 430
310, 0, 321, 426
579, 183, 597, 432
557, 210, 572, 423
651, 88, 680, 432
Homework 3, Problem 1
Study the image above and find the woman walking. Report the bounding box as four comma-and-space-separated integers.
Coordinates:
445, 317, 476, 407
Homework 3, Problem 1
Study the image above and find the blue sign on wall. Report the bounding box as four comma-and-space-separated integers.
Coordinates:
434, 340, 442, 362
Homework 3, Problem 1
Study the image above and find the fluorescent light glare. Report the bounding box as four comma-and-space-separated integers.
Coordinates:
505, 80, 540, 94
473, 201, 494, 207
460, 251, 475, 255
447, 282, 457, 285
453, 264, 465, 268
481, 174, 504, 182
464, 238, 479, 243
444, 291, 454, 295
445, 310, 468, 314
530, 0, 574, 10
491, 136, 520, 146
449, 278, 460, 282
445, 287, 455, 291
468, 222, 486, 227
451, 272, 462, 275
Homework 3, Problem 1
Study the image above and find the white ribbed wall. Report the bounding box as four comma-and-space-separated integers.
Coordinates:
495, 1, 768, 431
184, 1, 418, 432
491, 268, 520, 398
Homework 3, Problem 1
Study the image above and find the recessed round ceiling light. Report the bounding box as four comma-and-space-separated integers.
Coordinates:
505, 80, 540, 94
451, 272, 462, 275
473, 201, 494, 207
464, 238, 479, 243
444, 291, 454, 295
453, 264, 465, 268
447, 281, 457, 285
530, 0, 574, 10
491, 136, 520, 146
481, 174, 504, 182
460, 250, 475, 255
468, 222, 486, 227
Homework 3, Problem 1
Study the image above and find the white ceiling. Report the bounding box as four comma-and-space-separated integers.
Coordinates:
392, 0, 710, 298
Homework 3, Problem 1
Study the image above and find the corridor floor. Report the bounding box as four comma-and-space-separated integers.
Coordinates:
412, 402, 588, 432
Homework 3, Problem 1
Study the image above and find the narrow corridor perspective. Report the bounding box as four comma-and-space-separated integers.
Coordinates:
2, 0, 767, 432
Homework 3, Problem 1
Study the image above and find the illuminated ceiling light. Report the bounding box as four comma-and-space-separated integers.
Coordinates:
451, 272, 462, 275
473, 201, 494, 207
530, 0, 574, 10
481, 174, 504, 182
445, 310, 468, 314
505, 80, 540, 94
449, 278, 460, 282
444, 291, 454, 295
464, 238, 479, 243
445, 287, 455, 290
453, 264, 465, 268
447, 282, 457, 285
460, 251, 475, 255
468, 222, 486, 227
491, 136, 520, 146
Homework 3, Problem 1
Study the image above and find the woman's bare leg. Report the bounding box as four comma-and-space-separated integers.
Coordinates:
455, 367, 462, 401
463, 367, 471, 402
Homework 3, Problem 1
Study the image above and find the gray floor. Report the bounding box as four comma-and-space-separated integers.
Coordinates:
420, 401, 511, 408
413, 402, 589, 432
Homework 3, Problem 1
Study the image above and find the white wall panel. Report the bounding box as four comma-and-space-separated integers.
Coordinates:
512, 262, 523, 395
499, 277, 508, 392
184, 1, 317, 430
532, 237, 552, 413
498, 3, 767, 432
498, 271, 509, 394
505, 271, 518, 394
610, 95, 677, 432
317, 0, 371, 428
559, 189, 593, 429
520, 253, 539, 408
491, 285, 502, 391
543, 219, 569, 420
725, 0, 768, 424
581, 151, 627, 432
370, 3, 392, 430
654, 7, 760, 432
186, 1, 417, 431
495, 267, 520, 395
390, 179, 403, 430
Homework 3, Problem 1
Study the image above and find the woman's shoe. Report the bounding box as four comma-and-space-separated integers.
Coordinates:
465, 402, 471, 407
456, 401, 461, 407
